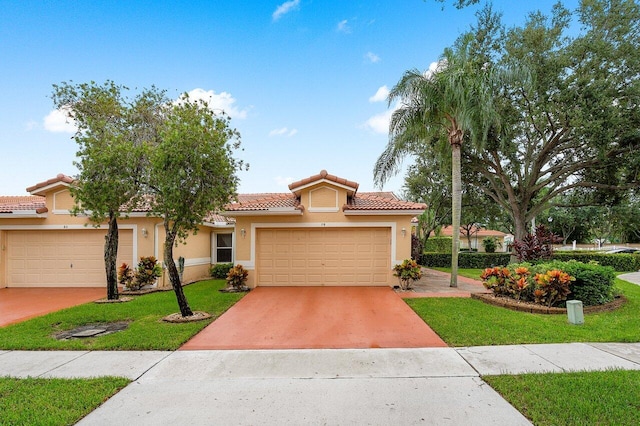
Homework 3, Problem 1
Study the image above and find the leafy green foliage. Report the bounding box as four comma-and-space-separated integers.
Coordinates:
210, 263, 234, 279
481, 236, 499, 253
148, 95, 246, 316
480, 266, 531, 300
424, 237, 453, 253
554, 252, 640, 272
0, 377, 129, 426
50, 82, 168, 300
420, 252, 511, 268
532, 260, 616, 306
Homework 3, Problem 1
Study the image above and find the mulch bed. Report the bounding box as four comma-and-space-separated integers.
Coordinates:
471, 293, 627, 314
162, 311, 212, 323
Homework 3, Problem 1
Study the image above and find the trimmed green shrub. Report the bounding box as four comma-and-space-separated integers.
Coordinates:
553, 252, 640, 272
424, 237, 452, 253
210, 263, 234, 279
419, 252, 511, 269
531, 260, 616, 306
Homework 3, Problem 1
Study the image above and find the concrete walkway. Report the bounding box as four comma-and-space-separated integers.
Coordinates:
2, 343, 640, 425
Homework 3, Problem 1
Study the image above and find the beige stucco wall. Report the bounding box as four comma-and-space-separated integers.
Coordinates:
0, 185, 218, 288
233, 183, 416, 287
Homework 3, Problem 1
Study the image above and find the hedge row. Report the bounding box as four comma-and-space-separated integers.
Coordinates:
419, 252, 640, 272
419, 252, 511, 269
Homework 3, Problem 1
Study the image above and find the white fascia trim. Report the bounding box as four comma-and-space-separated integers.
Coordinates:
249, 222, 397, 273
30, 181, 70, 196
185, 257, 211, 267
0, 224, 136, 230
53, 210, 74, 215
291, 178, 356, 194
344, 209, 425, 216
235, 261, 255, 269
0, 212, 47, 218
225, 209, 303, 216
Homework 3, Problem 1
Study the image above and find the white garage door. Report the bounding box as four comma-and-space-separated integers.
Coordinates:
256, 228, 391, 286
6, 229, 134, 287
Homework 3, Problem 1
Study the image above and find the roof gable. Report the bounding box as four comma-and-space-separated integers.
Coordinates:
288, 170, 358, 196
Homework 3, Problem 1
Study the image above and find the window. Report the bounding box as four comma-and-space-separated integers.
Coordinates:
216, 233, 233, 263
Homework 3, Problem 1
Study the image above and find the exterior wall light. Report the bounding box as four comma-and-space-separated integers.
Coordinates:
401, 227, 406, 237
240, 228, 246, 238
141, 228, 148, 238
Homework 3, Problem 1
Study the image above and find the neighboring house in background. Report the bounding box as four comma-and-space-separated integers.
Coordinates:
0, 174, 232, 288
0, 170, 425, 289
432, 225, 508, 252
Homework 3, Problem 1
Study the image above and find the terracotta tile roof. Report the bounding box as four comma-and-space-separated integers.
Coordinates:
205, 212, 235, 224
0, 196, 47, 214
435, 225, 507, 237
226, 191, 425, 212
289, 170, 359, 193
226, 193, 302, 211
344, 192, 426, 211
26, 173, 74, 194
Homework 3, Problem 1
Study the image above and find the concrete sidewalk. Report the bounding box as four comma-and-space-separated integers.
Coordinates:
2, 343, 639, 425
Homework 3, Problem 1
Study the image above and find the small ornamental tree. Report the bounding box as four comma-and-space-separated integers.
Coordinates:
148, 95, 246, 317
51, 81, 167, 300
513, 225, 562, 263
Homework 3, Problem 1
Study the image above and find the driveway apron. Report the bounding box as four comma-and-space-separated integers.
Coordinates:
0, 287, 105, 327
181, 286, 447, 350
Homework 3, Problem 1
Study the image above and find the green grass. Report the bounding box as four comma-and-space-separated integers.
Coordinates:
484, 370, 640, 425
0, 376, 129, 425
432, 267, 484, 280
407, 278, 640, 346
0, 280, 243, 350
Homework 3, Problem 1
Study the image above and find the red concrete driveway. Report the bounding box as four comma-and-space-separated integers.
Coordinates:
181, 287, 447, 350
0, 287, 105, 327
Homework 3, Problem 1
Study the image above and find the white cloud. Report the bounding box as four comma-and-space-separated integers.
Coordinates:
269, 127, 298, 137
275, 176, 295, 187
272, 0, 300, 21
425, 60, 443, 79
337, 19, 351, 33
365, 51, 380, 63
183, 88, 248, 119
363, 109, 393, 134
362, 102, 400, 135
43, 107, 76, 133
369, 85, 389, 103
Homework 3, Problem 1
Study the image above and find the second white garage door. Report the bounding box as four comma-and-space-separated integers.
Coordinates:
256, 228, 391, 286
6, 229, 134, 287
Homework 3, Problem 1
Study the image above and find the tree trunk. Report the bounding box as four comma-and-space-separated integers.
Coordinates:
104, 212, 119, 300
450, 144, 462, 288
164, 225, 193, 317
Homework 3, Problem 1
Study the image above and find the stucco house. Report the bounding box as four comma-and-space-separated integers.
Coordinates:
434, 225, 508, 252
0, 170, 425, 289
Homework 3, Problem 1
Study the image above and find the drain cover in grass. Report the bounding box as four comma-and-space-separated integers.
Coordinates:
54, 322, 130, 340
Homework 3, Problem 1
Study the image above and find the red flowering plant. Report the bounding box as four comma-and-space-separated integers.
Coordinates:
533, 270, 574, 307
480, 266, 531, 300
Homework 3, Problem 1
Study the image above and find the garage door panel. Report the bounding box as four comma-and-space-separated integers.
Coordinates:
257, 228, 390, 286
7, 230, 133, 288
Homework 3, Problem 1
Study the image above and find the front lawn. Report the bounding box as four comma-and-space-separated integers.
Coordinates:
407, 278, 640, 346
0, 376, 129, 426
0, 280, 243, 350
484, 370, 640, 426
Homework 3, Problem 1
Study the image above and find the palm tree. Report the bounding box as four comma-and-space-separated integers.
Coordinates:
374, 35, 500, 287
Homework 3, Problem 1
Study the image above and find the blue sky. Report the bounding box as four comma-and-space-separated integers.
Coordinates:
0, 0, 578, 196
